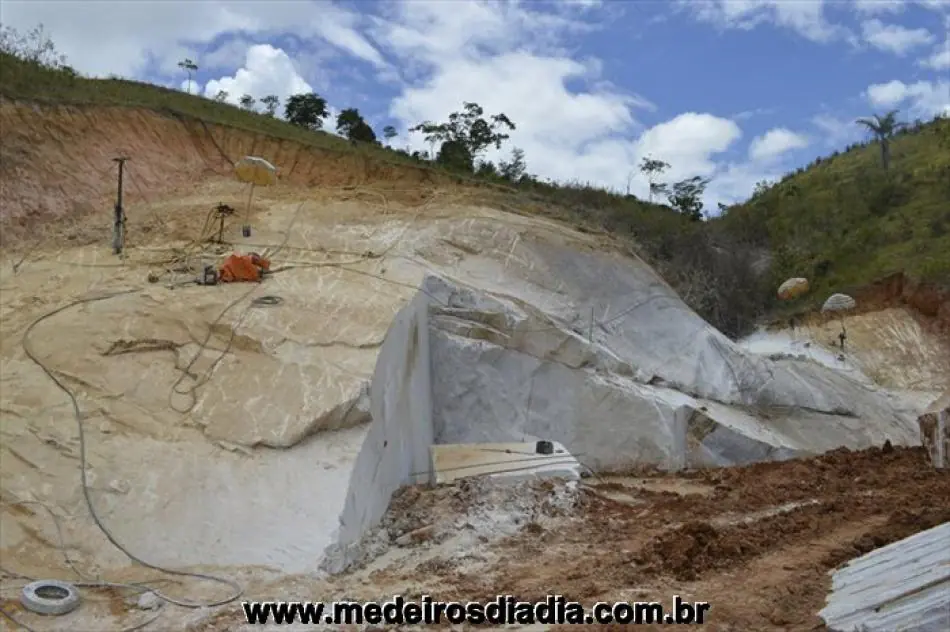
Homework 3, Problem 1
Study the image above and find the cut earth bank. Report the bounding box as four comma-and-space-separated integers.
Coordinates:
0, 187, 933, 585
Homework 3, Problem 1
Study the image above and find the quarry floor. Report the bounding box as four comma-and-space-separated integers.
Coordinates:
2, 446, 945, 631
1, 177, 948, 631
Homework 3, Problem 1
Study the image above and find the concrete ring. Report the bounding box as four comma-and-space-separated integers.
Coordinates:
20, 579, 81, 616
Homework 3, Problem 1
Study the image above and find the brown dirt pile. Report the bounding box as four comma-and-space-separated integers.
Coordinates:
447, 446, 949, 631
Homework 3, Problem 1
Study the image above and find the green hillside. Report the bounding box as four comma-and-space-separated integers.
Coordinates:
714, 116, 950, 311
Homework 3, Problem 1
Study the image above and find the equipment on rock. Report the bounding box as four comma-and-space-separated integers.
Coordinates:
250, 295, 283, 307
822, 293, 856, 349
777, 277, 809, 301
218, 252, 271, 283
112, 156, 130, 256
198, 264, 218, 286
778, 278, 809, 337
20, 580, 81, 616
821, 293, 856, 313
234, 156, 278, 239
212, 203, 236, 243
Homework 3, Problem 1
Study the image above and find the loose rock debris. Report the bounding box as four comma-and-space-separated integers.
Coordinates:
184, 445, 948, 631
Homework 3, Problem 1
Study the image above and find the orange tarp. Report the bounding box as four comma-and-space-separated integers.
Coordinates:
218, 253, 270, 283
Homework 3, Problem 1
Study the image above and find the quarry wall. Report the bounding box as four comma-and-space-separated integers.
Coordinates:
327, 290, 434, 571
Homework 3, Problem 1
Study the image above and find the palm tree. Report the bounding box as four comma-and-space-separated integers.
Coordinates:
856, 109, 905, 170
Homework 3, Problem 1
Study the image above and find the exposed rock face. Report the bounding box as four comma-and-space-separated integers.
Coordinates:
851, 272, 950, 334
918, 390, 949, 469
424, 271, 917, 471
330, 268, 920, 570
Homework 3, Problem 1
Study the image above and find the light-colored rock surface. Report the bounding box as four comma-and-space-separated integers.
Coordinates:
322, 272, 922, 571
789, 307, 950, 392
0, 172, 935, 601
740, 321, 948, 428
323, 290, 433, 574
420, 272, 918, 468
918, 389, 949, 468
430, 441, 582, 485
0, 180, 639, 579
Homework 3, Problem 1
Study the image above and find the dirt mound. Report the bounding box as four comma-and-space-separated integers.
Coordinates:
638, 499, 950, 583
637, 517, 792, 582
441, 446, 949, 630
822, 506, 950, 569
0, 98, 461, 247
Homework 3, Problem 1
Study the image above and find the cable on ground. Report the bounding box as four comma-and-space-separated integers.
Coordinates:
19, 288, 245, 612
163, 187, 444, 415
250, 295, 282, 307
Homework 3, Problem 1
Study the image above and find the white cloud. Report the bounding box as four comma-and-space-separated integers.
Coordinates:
854, 0, 950, 14
378, 6, 635, 158
324, 105, 344, 136
679, 0, 848, 44
369, 1, 761, 211
707, 161, 786, 206
180, 79, 200, 95
313, 3, 387, 68
203, 44, 313, 112
733, 108, 776, 122
199, 37, 260, 72
919, 45, 950, 69
634, 113, 743, 180
866, 79, 950, 117
861, 19, 934, 55
748, 128, 810, 162
0, 0, 382, 78
558, 0, 604, 10
682, 0, 950, 51
851, 0, 907, 14
811, 113, 865, 148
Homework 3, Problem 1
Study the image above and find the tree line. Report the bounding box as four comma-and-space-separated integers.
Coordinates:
0, 23, 932, 225
237, 87, 713, 218
168, 56, 714, 216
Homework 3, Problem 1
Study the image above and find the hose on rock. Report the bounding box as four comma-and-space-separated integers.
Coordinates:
19, 288, 245, 611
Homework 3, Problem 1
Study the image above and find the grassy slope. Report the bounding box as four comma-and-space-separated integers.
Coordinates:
0, 51, 421, 165
715, 117, 950, 310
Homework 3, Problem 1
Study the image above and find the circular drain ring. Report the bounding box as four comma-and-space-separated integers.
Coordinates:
21, 580, 81, 616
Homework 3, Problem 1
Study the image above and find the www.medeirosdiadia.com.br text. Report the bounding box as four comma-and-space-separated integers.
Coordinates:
242, 594, 712, 625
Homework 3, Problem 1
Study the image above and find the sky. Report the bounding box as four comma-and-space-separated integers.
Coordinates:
2, 0, 948, 211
